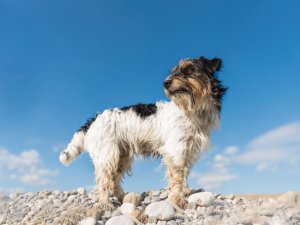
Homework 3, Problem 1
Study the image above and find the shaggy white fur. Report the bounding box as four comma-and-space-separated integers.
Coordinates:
59, 56, 226, 210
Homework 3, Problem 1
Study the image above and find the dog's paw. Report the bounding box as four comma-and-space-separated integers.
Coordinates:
97, 201, 115, 211
169, 193, 187, 209
182, 187, 193, 196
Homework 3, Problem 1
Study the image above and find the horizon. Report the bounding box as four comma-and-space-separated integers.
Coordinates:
0, 0, 299, 194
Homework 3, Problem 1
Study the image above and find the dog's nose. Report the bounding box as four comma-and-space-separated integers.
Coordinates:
164, 80, 172, 89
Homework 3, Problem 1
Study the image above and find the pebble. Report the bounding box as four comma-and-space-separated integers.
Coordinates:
67, 194, 76, 202
77, 187, 87, 195
188, 192, 215, 207
78, 217, 96, 225
228, 194, 235, 200
1, 189, 299, 225
277, 191, 299, 206
151, 196, 161, 203
159, 191, 169, 199
144, 196, 151, 204
123, 192, 142, 206
105, 215, 136, 225
151, 190, 161, 197
167, 220, 178, 225
120, 203, 136, 215
145, 201, 176, 220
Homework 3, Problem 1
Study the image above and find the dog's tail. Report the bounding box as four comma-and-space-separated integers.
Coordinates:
59, 131, 85, 166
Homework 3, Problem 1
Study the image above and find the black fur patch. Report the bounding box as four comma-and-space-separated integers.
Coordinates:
78, 113, 99, 133
210, 76, 227, 111
120, 103, 157, 118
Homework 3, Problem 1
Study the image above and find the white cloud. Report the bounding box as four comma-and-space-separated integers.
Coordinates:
249, 121, 300, 148
0, 148, 59, 187
224, 146, 239, 156
191, 121, 300, 189
0, 149, 40, 170
237, 121, 300, 171
191, 170, 238, 190
191, 146, 239, 190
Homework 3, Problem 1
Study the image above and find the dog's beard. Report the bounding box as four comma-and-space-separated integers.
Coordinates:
171, 92, 195, 111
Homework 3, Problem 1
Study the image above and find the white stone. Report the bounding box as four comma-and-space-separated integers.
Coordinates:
33, 199, 45, 211
53, 199, 62, 208
151, 190, 161, 196
123, 192, 142, 206
167, 220, 178, 225
145, 201, 176, 221
228, 194, 235, 200
188, 192, 215, 207
120, 203, 136, 215
159, 191, 169, 199
67, 194, 76, 202
77, 187, 86, 195
270, 215, 294, 225
151, 196, 161, 203
105, 215, 136, 225
157, 221, 167, 225
0, 214, 7, 224
277, 191, 300, 207
78, 217, 96, 225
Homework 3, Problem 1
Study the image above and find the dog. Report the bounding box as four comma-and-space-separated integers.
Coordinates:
59, 56, 227, 210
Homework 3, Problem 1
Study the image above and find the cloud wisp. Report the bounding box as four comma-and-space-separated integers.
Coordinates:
237, 121, 300, 172
0, 148, 59, 192
191, 121, 300, 190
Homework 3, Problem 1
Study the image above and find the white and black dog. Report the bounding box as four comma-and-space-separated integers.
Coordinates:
60, 56, 227, 210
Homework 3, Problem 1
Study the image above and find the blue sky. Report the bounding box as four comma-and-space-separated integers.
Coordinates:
0, 0, 299, 194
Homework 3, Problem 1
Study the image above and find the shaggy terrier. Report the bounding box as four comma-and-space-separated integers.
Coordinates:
59, 56, 227, 209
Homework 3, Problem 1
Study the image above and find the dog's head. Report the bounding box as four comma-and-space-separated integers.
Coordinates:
164, 56, 227, 111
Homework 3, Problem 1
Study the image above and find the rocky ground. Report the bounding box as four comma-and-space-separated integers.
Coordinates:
0, 188, 299, 225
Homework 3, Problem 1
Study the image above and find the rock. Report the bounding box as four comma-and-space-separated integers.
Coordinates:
187, 202, 197, 210
96, 221, 105, 225
33, 199, 45, 211
120, 203, 136, 215
277, 191, 300, 206
67, 194, 76, 202
270, 215, 294, 225
228, 194, 235, 200
188, 192, 215, 207
145, 201, 176, 221
77, 187, 87, 195
159, 191, 169, 200
151, 190, 161, 197
203, 216, 220, 225
53, 199, 62, 208
148, 217, 157, 223
123, 193, 142, 206
0, 214, 7, 224
167, 220, 178, 225
197, 206, 206, 215
157, 221, 167, 225
105, 215, 136, 225
144, 196, 151, 204
151, 196, 161, 203
78, 217, 96, 225
103, 211, 112, 219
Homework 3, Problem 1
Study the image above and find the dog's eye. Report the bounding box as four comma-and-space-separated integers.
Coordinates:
182, 66, 195, 76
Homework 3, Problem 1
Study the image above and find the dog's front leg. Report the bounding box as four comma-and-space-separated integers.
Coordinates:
166, 163, 190, 208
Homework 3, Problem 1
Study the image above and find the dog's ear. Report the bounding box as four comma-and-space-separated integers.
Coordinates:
198, 56, 222, 73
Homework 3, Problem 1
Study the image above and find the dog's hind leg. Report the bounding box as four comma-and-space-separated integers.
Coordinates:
92, 144, 121, 210
95, 168, 116, 210
115, 153, 133, 202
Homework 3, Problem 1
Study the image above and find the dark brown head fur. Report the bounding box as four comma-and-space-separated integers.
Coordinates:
164, 56, 227, 111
